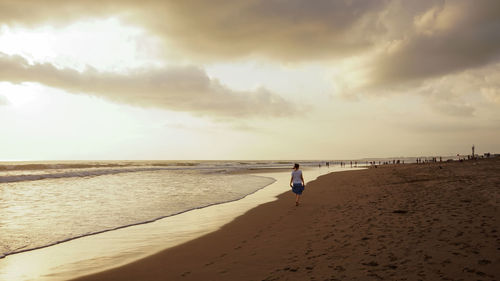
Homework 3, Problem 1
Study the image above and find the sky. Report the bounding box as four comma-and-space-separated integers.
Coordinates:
0, 0, 499, 160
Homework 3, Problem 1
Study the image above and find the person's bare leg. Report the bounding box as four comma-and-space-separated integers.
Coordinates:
295, 194, 300, 206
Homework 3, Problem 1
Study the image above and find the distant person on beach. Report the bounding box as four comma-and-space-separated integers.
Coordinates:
290, 163, 305, 206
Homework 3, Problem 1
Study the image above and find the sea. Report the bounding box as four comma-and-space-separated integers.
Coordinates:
0, 160, 326, 260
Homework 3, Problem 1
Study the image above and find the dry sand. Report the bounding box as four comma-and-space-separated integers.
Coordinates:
75, 158, 499, 281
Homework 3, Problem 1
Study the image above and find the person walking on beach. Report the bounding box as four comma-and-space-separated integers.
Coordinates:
290, 163, 305, 206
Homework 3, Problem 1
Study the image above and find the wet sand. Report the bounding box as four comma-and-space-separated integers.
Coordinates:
75, 158, 499, 280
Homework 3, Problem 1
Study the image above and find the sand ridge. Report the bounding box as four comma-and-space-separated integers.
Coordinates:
75, 158, 500, 281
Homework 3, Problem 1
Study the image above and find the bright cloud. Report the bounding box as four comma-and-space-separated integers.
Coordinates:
0, 18, 163, 71
0, 53, 296, 118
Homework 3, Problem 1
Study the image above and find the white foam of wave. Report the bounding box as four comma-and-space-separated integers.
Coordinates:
0, 167, 167, 183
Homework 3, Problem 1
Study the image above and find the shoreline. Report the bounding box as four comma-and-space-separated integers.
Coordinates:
0, 166, 347, 280
0, 173, 277, 260
74, 158, 499, 280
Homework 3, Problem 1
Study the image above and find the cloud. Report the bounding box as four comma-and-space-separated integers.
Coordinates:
0, 94, 8, 105
2, 1, 498, 68
479, 67, 500, 105
407, 63, 500, 117
1, 0, 499, 101
429, 102, 475, 117
0, 0, 387, 61
481, 87, 500, 104
144, 0, 389, 61
369, 0, 500, 87
400, 120, 500, 135
133, 0, 500, 93
0, 53, 296, 118
337, 61, 500, 119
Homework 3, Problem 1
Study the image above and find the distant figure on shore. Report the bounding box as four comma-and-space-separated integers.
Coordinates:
290, 163, 305, 206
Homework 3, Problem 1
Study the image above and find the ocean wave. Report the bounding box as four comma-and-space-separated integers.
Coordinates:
0, 167, 167, 183
0, 162, 201, 172
0, 175, 276, 259
0, 163, 126, 171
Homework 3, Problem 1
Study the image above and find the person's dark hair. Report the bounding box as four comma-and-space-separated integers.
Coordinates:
293, 163, 299, 169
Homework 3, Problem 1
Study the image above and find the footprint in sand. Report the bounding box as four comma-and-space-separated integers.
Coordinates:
362, 261, 379, 267
333, 265, 346, 272
478, 259, 491, 265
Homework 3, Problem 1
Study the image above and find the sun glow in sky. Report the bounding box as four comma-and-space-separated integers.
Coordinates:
1, 0, 499, 160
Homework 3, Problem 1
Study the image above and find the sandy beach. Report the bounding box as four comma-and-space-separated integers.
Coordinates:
73, 158, 499, 281
2, 1, 499, 280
